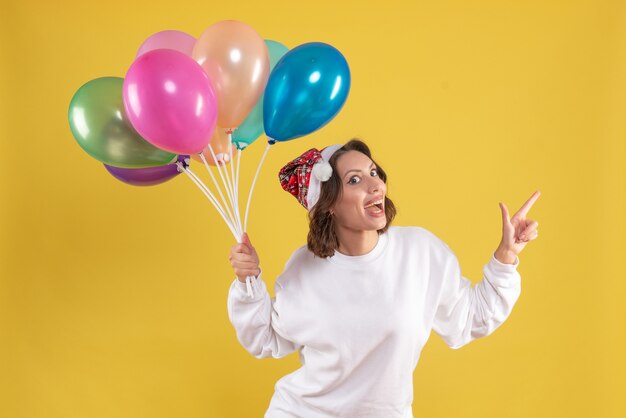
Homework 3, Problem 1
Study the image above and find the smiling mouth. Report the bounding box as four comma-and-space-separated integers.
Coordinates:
364, 199, 384, 211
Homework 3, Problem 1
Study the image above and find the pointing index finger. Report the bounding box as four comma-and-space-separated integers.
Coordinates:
517, 190, 541, 217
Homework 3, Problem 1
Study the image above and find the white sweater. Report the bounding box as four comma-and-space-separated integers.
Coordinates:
227, 226, 521, 418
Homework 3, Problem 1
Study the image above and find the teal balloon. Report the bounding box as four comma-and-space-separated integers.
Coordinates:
263, 42, 350, 143
232, 40, 289, 150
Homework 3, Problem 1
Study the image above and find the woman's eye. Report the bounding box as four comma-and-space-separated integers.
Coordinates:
348, 176, 360, 185
370, 169, 378, 176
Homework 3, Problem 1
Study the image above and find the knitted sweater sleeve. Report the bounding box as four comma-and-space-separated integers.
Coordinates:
431, 240, 522, 350
227, 271, 302, 359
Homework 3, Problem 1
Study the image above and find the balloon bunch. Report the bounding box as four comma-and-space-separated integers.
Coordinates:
68, 20, 350, 295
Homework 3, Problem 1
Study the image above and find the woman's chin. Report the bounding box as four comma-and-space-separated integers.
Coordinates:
364, 217, 387, 231
340, 215, 386, 231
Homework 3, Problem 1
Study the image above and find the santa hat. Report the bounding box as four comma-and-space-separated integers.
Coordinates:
278, 143, 343, 210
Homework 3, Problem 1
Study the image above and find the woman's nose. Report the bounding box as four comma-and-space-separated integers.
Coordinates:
368, 178, 383, 193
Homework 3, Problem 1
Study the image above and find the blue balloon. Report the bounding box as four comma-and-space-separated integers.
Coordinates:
263, 42, 350, 143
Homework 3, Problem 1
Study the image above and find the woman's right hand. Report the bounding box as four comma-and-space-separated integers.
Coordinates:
229, 232, 261, 283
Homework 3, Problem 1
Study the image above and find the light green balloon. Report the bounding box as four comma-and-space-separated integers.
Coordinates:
68, 77, 177, 168
232, 40, 289, 150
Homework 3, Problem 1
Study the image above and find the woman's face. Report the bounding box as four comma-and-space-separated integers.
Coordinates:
331, 150, 387, 231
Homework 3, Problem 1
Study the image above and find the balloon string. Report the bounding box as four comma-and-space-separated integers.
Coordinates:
213, 147, 235, 209
182, 160, 226, 218
207, 144, 239, 234
244, 142, 272, 233
181, 165, 234, 235
198, 151, 237, 233
222, 133, 241, 236
217, 144, 237, 227
182, 150, 252, 298
226, 135, 254, 298
236, 148, 242, 227
228, 132, 242, 238
177, 163, 239, 241
199, 151, 241, 237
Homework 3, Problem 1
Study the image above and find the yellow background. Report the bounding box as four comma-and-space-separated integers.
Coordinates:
1, 0, 625, 417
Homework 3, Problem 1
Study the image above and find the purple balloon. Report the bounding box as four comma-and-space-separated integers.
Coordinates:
104, 155, 189, 187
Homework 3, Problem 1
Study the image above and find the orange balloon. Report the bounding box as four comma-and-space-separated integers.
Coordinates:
192, 20, 270, 129
191, 127, 236, 165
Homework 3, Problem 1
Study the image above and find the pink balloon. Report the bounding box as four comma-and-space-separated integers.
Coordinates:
136, 30, 196, 57
123, 49, 217, 155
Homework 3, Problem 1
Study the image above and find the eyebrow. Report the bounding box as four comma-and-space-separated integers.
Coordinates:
343, 162, 376, 179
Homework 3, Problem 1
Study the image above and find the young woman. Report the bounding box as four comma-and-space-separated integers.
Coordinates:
227, 139, 540, 418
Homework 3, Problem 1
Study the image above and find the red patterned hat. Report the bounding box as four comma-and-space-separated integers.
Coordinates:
278, 144, 343, 210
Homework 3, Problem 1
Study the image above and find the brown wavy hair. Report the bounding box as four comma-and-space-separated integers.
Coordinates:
307, 138, 397, 258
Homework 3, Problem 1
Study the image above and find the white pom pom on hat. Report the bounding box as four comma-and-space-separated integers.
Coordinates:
311, 160, 333, 182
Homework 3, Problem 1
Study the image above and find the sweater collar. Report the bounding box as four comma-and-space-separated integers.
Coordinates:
327, 231, 389, 266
